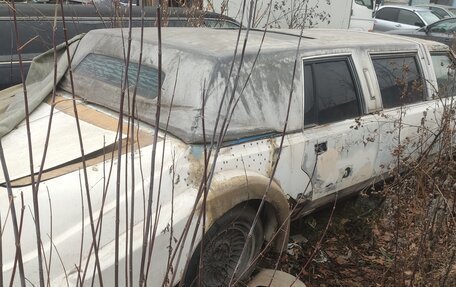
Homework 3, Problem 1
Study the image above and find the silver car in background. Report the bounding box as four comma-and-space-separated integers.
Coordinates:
387, 17, 456, 46
373, 5, 440, 32
416, 4, 456, 19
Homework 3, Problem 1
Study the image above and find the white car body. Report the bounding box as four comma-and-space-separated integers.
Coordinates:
0, 28, 454, 285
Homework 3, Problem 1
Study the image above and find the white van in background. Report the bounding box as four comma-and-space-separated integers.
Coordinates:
352, 0, 377, 30
204, 0, 375, 31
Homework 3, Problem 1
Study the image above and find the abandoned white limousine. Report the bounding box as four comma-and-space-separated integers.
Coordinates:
0, 27, 454, 286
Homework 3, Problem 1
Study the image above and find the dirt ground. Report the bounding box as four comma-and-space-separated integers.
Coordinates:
259, 186, 456, 287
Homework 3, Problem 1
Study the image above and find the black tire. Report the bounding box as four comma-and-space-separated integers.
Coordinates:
184, 205, 264, 286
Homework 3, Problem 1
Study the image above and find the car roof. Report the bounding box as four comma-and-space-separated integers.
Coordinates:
65, 27, 448, 144
378, 5, 433, 12
87, 27, 447, 57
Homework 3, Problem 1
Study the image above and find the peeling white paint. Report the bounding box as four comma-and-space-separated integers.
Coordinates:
0, 28, 453, 286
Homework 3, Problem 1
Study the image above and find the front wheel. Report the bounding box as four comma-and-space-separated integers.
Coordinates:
185, 205, 264, 286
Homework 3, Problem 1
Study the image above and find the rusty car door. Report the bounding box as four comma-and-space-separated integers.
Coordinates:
301, 56, 379, 201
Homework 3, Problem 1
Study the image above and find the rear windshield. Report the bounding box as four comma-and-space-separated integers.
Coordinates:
166, 18, 239, 28
61, 52, 165, 124
74, 53, 161, 100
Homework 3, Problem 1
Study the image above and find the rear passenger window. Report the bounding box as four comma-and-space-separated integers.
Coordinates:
376, 8, 399, 22
431, 53, 456, 98
372, 55, 425, 109
304, 58, 362, 127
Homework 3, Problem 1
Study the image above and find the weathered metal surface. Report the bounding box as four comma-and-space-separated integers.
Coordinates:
0, 27, 452, 286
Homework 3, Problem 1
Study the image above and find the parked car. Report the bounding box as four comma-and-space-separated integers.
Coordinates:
416, 3, 456, 19
386, 17, 456, 46
0, 27, 454, 286
0, 3, 239, 90
373, 5, 440, 32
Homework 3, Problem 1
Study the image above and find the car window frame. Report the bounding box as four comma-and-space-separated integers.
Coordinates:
430, 51, 456, 99
302, 55, 364, 129
369, 52, 427, 110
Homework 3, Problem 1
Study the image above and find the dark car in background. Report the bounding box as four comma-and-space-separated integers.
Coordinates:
387, 17, 456, 47
0, 3, 239, 90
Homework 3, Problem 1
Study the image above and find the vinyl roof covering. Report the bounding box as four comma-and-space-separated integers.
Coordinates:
60, 27, 449, 143
0, 27, 448, 143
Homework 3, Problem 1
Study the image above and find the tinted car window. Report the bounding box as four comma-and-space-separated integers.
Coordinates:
431, 53, 456, 98
372, 55, 424, 109
304, 58, 361, 126
398, 10, 423, 26
376, 7, 399, 22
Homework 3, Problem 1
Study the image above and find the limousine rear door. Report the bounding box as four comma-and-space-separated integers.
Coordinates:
369, 52, 438, 176
301, 56, 380, 201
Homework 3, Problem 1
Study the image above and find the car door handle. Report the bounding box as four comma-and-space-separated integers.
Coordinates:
395, 24, 401, 27
315, 142, 328, 155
